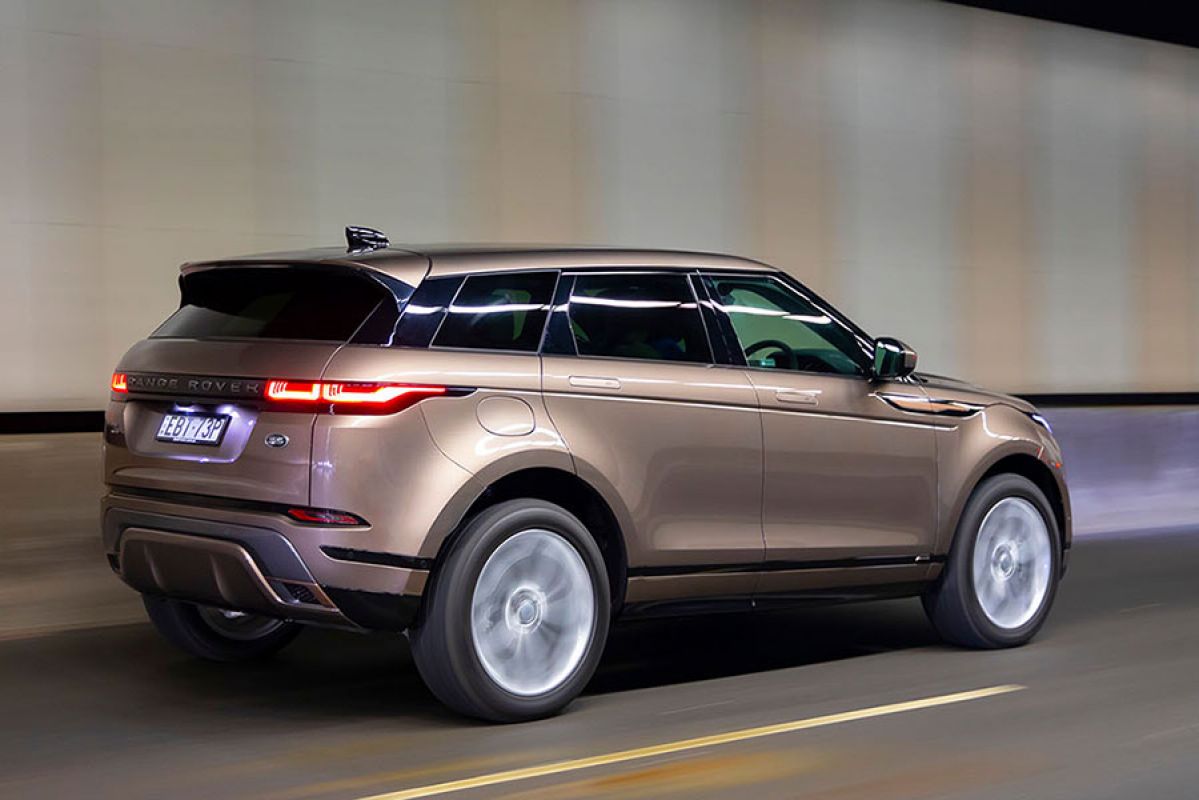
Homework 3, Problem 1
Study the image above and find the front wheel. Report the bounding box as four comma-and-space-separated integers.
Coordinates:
143, 596, 302, 662
410, 499, 610, 722
923, 474, 1061, 648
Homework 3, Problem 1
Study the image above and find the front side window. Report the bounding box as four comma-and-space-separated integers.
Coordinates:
432, 271, 557, 352
707, 275, 872, 376
568, 273, 711, 363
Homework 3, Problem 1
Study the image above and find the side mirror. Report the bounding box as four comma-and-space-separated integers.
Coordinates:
873, 337, 917, 380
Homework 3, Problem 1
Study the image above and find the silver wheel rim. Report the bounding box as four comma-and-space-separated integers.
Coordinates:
972, 497, 1053, 630
470, 529, 596, 697
195, 606, 286, 641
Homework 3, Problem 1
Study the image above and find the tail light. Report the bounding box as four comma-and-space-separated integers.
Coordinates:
265, 380, 321, 403
265, 380, 448, 415
111, 372, 128, 393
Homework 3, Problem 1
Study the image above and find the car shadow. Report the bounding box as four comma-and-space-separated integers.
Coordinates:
69, 597, 939, 727
589, 597, 940, 695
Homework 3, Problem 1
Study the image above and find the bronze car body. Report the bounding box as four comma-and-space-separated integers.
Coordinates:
102, 234, 1070, 720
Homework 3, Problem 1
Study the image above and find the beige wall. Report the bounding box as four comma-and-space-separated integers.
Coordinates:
1, 0, 1196, 411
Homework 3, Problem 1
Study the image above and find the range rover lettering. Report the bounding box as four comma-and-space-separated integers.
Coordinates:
102, 227, 1071, 722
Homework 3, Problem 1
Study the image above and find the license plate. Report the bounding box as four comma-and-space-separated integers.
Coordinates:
155, 413, 230, 446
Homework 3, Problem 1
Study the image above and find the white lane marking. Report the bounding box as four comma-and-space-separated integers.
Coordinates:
1118, 603, 1164, 614
659, 700, 735, 716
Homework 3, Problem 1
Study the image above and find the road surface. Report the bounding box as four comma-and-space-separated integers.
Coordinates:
1, 527, 1196, 799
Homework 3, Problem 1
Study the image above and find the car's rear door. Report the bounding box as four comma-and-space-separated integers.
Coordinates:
539, 271, 764, 602
701, 272, 939, 594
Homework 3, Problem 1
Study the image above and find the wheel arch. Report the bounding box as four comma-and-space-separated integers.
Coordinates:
434, 467, 629, 613
980, 455, 1066, 540
949, 452, 1070, 557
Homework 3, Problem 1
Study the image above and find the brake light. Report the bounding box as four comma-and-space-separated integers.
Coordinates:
111, 373, 128, 393
265, 380, 448, 414
265, 380, 321, 402
320, 383, 445, 405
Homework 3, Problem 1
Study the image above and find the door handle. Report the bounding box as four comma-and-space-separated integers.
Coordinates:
775, 389, 819, 405
569, 376, 622, 390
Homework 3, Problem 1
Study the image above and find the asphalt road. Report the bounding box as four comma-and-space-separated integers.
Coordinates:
1, 528, 1196, 800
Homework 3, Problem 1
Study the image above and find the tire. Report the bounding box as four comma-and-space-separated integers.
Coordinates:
410, 499, 611, 723
143, 595, 302, 662
923, 474, 1061, 649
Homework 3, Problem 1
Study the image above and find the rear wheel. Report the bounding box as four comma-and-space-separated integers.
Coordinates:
143, 596, 302, 662
923, 474, 1061, 648
410, 499, 610, 722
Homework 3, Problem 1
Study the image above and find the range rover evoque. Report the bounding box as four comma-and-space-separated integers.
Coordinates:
103, 227, 1071, 722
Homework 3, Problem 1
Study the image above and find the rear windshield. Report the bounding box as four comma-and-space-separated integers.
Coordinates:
154, 267, 403, 342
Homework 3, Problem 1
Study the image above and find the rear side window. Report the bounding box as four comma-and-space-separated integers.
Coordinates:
432, 272, 557, 352
353, 275, 461, 347
568, 273, 711, 363
154, 267, 394, 342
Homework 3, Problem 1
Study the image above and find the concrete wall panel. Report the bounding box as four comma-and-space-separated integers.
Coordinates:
2, 0, 1199, 409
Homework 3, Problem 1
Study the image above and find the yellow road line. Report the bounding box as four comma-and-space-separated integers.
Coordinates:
356, 684, 1024, 800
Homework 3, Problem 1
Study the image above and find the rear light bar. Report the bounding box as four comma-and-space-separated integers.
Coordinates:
265, 380, 451, 415
111, 372, 128, 393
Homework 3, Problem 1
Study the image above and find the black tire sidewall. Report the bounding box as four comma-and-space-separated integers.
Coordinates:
949, 474, 1061, 647
415, 500, 610, 722
143, 595, 301, 662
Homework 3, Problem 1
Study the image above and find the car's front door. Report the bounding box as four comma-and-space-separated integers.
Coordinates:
540, 271, 764, 603
702, 272, 939, 592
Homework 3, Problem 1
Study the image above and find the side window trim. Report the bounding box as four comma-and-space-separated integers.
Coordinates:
427, 273, 470, 347
539, 272, 578, 356
684, 271, 722, 367
694, 273, 747, 367
380, 274, 464, 349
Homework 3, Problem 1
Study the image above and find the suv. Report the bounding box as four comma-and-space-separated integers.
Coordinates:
103, 228, 1070, 722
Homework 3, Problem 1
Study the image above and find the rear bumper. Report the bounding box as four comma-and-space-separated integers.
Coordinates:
102, 490, 427, 631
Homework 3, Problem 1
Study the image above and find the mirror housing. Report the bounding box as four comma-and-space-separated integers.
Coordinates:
873, 337, 917, 380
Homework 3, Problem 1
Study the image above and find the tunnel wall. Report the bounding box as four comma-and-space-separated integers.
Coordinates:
1041, 407, 1199, 536
2, 0, 1198, 411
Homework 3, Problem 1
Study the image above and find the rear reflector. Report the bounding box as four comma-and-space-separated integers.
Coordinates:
287, 507, 366, 526
265, 380, 447, 414
111, 372, 128, 393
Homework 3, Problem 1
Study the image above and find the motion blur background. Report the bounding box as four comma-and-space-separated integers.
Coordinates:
10, 4, 1199, 645
3, 0, 1199, 631
3, 4, 1199, 798
2, 0, 1199, 411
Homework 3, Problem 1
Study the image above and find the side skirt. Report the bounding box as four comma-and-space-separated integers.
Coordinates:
620, 582, 932, 621
621, 558, 942, 619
